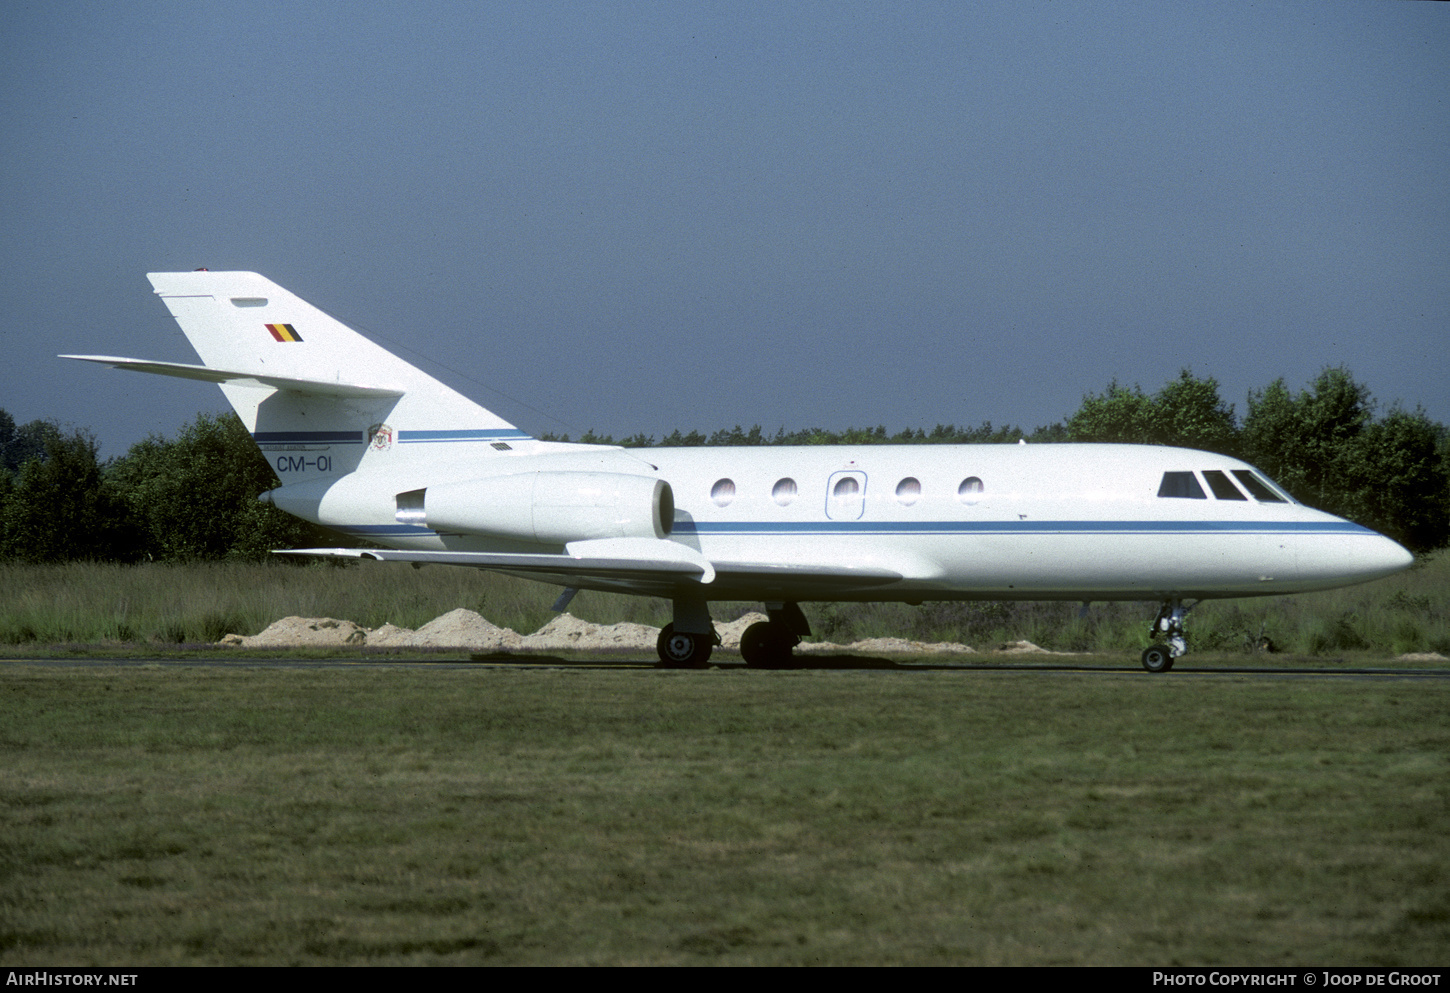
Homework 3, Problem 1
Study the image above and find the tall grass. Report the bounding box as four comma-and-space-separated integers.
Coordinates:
2, 552, 1446, 655
0, 560, 581, 645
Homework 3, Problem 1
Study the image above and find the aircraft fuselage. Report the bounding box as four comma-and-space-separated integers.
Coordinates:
268, 440, 1411, 604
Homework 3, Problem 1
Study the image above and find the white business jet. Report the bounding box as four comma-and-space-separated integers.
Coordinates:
64, 271, 1413, 671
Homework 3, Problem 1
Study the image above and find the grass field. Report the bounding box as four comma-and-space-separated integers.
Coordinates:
2, 552, 1446, 963
1, 663, 1447, 965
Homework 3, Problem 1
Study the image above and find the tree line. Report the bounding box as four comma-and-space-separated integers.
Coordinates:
0, 410, 321, 564
3, 367, 1446, 563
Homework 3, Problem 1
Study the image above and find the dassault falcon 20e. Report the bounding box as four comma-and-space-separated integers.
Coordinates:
65, 271, 1413, 671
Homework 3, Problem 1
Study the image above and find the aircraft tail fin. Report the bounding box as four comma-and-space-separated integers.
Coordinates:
146, 270, 515, 427
66, 271, 533, 484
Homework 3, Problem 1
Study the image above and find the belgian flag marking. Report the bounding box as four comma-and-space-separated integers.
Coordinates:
265, 323, 303, 342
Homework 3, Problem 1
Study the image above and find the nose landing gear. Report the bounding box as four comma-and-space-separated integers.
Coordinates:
1142, 599, 1195, 673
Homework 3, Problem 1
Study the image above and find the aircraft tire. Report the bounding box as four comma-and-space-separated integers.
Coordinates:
740, 621, 796, 669
657, 624, 712, 668
1141, 644, 1174, 673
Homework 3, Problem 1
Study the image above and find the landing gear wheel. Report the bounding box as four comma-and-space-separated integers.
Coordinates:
657, 623, 712, 668
1141, 644, 1174, 673
740, 621, 799, 669
1145, 598, 1194, 671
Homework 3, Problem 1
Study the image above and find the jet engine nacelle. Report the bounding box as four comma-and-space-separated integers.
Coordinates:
399, 471, 674, 544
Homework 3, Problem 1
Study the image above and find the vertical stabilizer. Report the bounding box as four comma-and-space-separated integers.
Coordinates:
146, 271, 531, 483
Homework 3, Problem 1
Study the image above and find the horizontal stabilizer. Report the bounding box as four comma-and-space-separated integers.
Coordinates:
59, 355, 404, 399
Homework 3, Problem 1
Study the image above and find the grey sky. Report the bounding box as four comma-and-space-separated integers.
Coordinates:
3, 1, 1446, 456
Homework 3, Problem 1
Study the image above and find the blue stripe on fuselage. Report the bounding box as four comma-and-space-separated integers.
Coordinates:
253, 430, 365, 444
398, 429, 533, 443
251, 429, 534, 445
671, 519, 1372, 537
331, 520, 1371, 540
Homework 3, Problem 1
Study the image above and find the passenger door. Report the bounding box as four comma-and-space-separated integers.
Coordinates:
825, 470, 867, 520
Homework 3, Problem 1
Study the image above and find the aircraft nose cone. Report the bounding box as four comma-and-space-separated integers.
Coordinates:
1368, 534, 1416, 578
1293, 525, 1414, 590
1340, 532, 1414, 584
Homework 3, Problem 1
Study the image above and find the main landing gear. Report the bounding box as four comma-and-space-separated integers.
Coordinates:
1142, 598, 1195, 673
655, 600, 813, 669
656, 597, 716, 668
656, 623, 714, 668
739, 603, 811, 669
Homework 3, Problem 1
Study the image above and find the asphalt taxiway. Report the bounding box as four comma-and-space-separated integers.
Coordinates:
4, 655, 1449, 680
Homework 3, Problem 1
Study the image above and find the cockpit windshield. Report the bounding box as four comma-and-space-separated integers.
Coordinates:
1202, 470, 1247, 500
1158, 472, 1206, 499
1159, 469, 1294, 503
1232, 470, 1288, 503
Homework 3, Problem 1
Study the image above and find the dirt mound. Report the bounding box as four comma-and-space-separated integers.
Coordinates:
234, 617, 368, 647
997, 640, 1049, 653
406, 608, 523, 649
222, 609, 994, 655
364, 623, 418, 647
520, 613, 660, 650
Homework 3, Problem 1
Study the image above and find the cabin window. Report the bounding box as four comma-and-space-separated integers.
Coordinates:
957, 477, 983, 504
1158, 472, 1206, 499
826, 471, 867, 520
1232, 470, 1288, 503
711, 478, 735, 507
772, 477, 798, 506
896, 477, 921, 506
1202, 470, 1247, 500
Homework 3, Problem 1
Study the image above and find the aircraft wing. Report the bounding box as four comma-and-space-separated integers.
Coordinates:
275, 543, 904, 598
59, 355, 404, 399
277, 546, 711, 577
709, 560, 905, 594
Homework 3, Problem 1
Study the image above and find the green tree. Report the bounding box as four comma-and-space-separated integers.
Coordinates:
930, 422, 1028, 444
1241, 368, 1448, 553
1066, 370, 1237, 453
1240, 367, 1373, 516
1152, 369, 1239, 454
109, 412, 320, 561
1338, 406, 1449, 553
707, 425, 768, 446
0, 410, 61, 477
1065, 381, 1157, 444
0, 428, 137, 562
657, 429, 708, 447
0, 408, 15, 475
